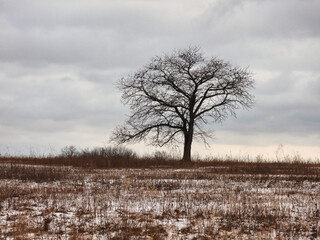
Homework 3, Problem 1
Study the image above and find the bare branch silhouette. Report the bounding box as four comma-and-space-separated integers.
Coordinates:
110, 47, 254, 162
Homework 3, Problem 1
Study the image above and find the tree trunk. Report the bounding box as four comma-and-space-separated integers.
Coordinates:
182, 131, 193, 163
183, 96, 195, 163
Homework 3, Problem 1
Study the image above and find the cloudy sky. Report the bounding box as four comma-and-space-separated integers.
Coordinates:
1, 0, 319, 159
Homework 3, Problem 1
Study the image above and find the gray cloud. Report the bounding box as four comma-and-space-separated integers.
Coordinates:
214, 70, 320, 138
199, 0, 320, 41
0, 0, 202, 69
0, 0, 319, 156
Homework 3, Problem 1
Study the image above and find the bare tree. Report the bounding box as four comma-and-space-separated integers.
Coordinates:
60, 145, 78, 158
110, 47, 254, 162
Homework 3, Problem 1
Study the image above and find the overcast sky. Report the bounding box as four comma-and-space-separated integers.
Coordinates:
1, 0, 319, 159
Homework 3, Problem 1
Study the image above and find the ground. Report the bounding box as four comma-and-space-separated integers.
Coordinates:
0, 161, 320, 239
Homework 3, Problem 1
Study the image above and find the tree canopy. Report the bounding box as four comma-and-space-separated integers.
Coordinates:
111, 47, 254, 162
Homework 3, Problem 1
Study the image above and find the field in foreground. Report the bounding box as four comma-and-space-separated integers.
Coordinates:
0, 157, 320, 239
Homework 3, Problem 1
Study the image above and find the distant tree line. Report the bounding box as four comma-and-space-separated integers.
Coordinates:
60, 145, 137, 159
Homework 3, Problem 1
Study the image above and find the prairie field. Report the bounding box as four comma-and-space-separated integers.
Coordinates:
0, 156, 320, 239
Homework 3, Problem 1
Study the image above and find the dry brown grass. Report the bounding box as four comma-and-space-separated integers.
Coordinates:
1, 154, 320, 178
0, 155, 320, 239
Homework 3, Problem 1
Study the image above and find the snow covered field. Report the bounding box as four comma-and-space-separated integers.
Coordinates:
1, 163, 320, 239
